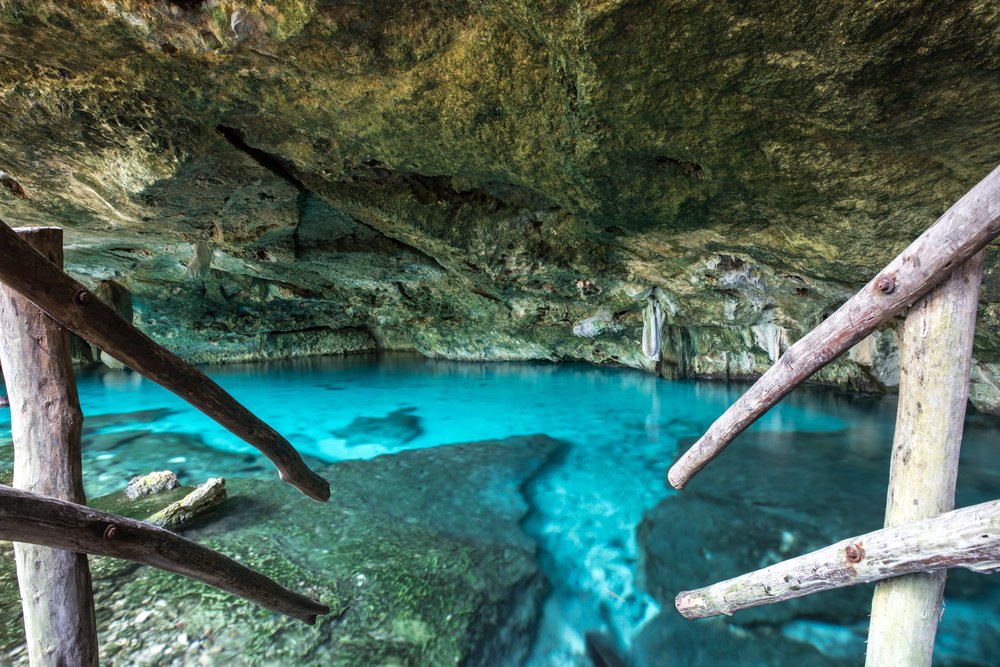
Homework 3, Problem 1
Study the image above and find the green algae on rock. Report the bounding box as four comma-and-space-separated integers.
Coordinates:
0, 436, 560, 665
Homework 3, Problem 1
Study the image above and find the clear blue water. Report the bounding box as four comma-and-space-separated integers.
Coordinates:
2, 353, 998, 665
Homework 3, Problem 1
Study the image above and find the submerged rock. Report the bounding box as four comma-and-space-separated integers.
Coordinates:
632, 615, 840, 667
90, 476, 228, 532
635, 427, 1000, 665
0, 435, 562, 666
331, 406, 424, 448
80, 427, 284, 498
81, 408, 177, 434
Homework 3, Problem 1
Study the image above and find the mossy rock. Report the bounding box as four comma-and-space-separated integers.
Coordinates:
0, 435, 561, 666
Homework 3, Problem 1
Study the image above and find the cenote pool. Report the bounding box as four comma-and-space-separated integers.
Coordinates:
2, 353, 1000, 666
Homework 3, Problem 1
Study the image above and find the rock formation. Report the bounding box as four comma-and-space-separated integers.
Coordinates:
1, 1, 999, 408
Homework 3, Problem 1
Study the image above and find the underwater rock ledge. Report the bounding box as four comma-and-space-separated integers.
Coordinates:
634, 428, 1000, 666
0, 436, 563, 666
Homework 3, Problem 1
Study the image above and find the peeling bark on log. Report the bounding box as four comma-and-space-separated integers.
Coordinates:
0, 484, 330, 624
865, 251, 984, 666
0, 227, 99, 667
0, 220, 329, 502
668, 163, 1000, 490
674, 499, 1000, 620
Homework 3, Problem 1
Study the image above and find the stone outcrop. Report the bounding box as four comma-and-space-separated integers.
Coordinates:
0, 2, 999, 407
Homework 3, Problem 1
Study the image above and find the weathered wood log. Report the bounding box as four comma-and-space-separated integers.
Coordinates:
0, 220, 329, 502
0, 227, 99, 667
147, 477, 227, 531
668, 163, 1000, 490
865, 251, 984, 666
674, 498, 1000, 620
0, 484, 330, 623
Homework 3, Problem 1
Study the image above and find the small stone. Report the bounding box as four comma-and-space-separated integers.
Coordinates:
125, 471, 179, 500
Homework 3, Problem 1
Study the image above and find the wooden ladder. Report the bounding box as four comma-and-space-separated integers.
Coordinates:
669, 164, 1000, 665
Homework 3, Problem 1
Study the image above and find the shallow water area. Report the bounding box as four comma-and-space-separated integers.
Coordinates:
1, 352, 999, 666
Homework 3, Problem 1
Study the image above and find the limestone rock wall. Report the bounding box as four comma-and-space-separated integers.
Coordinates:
1, 1, 999, 407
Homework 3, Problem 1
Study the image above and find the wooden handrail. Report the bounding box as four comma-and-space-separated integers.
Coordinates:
668, 163, 1000, 490
0, 220, 329, 502
674, 498, 1000, 620
865, 252, 983, 664
0, 485, 329, 623
0, 227, 99, 665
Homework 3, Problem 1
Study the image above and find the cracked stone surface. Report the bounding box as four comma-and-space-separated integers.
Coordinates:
0, 1, 999, 408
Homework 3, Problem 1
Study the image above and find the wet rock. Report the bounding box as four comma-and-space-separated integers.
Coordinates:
90, 482, 193, 521
124, 470, 179, 500
0, 435, 562, 666
632, 615, 841, 667
332, 406, 423, 448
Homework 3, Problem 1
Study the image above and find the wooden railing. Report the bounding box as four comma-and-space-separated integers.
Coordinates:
0, 224, 331, 666
669, 164, 1000, 665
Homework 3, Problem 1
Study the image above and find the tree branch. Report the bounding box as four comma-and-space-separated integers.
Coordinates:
0, 484, 330, 624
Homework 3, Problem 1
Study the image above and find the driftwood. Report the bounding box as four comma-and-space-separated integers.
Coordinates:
147, 477, 227, 531
865, 251, 984, 666
0, 220, 329, 502
674, 499, 1000, 620
0, 227, 99, 666
0, 484, 329, 624
668, 164, 1000, 490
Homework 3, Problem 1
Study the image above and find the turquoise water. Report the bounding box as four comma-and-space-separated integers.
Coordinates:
2, 353, 998, 665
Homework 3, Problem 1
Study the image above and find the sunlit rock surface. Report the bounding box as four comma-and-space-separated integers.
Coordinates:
0, 435, 559, 665
1, 1, 1000, 408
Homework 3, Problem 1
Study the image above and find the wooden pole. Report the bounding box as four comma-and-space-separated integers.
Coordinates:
668, 163, 1000, 490
864, 251, 984, 665
0, 220, 329, 502
0, 484, 330, 624
0, 227, 99, 666
674, 497, 1000, 620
